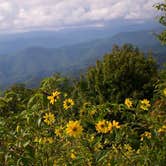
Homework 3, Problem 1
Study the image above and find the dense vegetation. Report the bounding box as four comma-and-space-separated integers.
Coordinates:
0, 2, 166, 164
0, 44, 166, 165
154, 0, 166, 44
74, 44, 158, 104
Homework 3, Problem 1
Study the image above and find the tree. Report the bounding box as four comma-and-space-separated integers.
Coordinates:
154, 0, 166, 44
74, 44, 158, 104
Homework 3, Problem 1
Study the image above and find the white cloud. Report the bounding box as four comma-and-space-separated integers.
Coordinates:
0, 0, 160, 32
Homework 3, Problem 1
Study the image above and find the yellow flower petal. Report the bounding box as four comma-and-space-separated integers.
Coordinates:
124, 98, 133, 109
63, 98, 74, 110
140, 99, 151, 110
43, 112, 55, 125
66, 121, 83, 138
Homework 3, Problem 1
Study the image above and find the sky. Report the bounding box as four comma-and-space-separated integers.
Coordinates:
0, 0, 162, 32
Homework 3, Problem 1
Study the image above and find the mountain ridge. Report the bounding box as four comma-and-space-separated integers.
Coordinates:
0, 29, 165, 89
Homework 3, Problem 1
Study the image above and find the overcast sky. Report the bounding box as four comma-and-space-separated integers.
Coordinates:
0, 0, 161, 32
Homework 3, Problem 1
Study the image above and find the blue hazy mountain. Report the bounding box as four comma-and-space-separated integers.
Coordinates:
0, 26, 165, 89
0, 20, 161, 55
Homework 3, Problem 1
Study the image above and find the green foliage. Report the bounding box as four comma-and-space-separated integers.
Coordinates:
0, 84, 34, 116
0, 74, 166, 165
40, 74, 72, 93
75, 44, 158, 104
154, 0, 166, 44
0, 45, 165, 165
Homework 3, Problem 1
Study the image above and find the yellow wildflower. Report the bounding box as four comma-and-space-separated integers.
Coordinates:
124, 98, 133, 109
158, 125, 166, 133
112, 120, 120, 129
90, 109, 96, 116
163, 88, 166, 96
47, 137, 54, 144
70, 152, 77, 159
47, 91, 61, 104
43, 112, 55, 125
108, 122, 113, 132
140, 99, 151, 110
52, 91, 61, 98
141, 131, 151, 141
47, 95, 54, 104
63, 98, 74, 110
54, 126, 63, 137
95, 120, 110, 133
66, 121, 83, 138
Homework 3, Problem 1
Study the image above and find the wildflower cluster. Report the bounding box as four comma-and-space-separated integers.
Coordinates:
47, 91, 75, 111
34, 137, 54, 144
1, 84, 166, 166
95, 120, 120, 133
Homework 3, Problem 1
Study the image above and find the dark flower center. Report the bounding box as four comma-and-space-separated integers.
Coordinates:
72, 127, 77, 132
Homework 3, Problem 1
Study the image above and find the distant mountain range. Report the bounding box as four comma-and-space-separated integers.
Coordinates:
0, 24, 165, 89
0, 20, 162, 55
